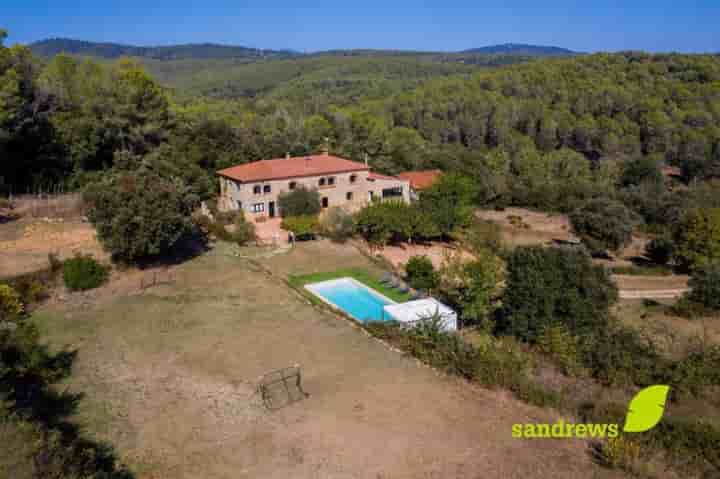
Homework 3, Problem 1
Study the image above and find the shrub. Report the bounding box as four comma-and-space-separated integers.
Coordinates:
687, 262, 720, 310
672, 207, 720, 271
670, 296, 712, 319
278, 186, 321, 217
645, 236, 675, 265
0, 284, 23, 320
498, 246, 618, 343
597, 437, 642, 470
580, 325, 664, 386
456, 218, 502, 253
231, 212, 256, 245
321, 207, 355, 242
62, 255, 110, 291
537, 323, 581, 374
281, 215, 320, 239
84, 169, 198, 262
405, 255, 438, 291
570, 198, 640, 254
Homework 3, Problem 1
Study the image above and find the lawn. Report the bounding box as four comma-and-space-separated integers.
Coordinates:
26, 241, 622, 479
288, 268, 412, 303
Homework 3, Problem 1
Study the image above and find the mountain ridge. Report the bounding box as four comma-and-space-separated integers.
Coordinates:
30, 38, 579, 60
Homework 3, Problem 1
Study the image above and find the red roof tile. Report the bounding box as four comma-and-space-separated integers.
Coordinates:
397, 170, 442, 190
217, 154, 369, 183
368, 172, 403, 181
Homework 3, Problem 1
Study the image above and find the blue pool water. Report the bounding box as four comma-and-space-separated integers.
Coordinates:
305, 278, 395, 322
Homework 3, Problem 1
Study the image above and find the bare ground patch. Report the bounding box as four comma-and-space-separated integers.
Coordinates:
0, 218, 107, 278
34, 243, 624, 479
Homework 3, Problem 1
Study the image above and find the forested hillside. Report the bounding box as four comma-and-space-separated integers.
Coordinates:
3, 29, 720, 235
30, 37, 299, 60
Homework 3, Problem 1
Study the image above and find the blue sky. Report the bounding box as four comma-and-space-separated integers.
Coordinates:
4, 0, 718, 53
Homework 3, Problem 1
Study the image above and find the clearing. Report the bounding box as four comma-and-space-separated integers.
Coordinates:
32, 240, 623, 479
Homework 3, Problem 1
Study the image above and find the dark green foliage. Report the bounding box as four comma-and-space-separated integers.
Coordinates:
277, 187, 321, 218
687, 262, 720, 310
84, 169, 198, 262
0, 284, 132, 478
62, 255, 110, 291
354, 201, 438, 245
405, 256, 438, 291
418, 173, 478, 236
498, 246, 618, 342
580, 325, 665, 386
620, 156, 663, 188
570, 198, 640, 253
645, 236, 675, 265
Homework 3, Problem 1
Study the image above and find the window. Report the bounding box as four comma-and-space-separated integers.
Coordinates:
382, 187, 403, 198
319, 178, 326, 186
263, 184, 271, 193
322, 197, 329, 208
251, 203, 265, 213
349, 174, 357, 184
346, 192, 353, 201
253, 185, 262, 195
289, 181, 297, 190
327, 176, 335, 186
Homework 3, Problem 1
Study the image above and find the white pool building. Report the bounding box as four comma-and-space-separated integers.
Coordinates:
383, 298, 458, 331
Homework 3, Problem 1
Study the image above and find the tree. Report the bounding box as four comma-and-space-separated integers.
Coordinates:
673, 208, 720, 271
687, 262, 720, 310
620, 156, 664, 188
498, 246, 618, 342
438, 250, 505, 329
405, 256, 439, 291
277, 186, 321, 217
419, 172, 478, 236
83, 169, 198, 262
645, 236, 675, 265
570, 198, 639, 254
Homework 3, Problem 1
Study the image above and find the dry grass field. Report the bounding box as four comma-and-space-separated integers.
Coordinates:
30, 241, 625, 479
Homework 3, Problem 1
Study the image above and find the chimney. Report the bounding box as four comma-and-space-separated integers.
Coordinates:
364, 153, 369, 167
285, 152, 290, 160
321, 137, 330, 156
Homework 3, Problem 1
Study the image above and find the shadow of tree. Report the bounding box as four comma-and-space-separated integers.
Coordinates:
1, 331, 135, 478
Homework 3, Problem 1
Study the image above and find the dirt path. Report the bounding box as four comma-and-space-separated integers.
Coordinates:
619, 289, 689, 299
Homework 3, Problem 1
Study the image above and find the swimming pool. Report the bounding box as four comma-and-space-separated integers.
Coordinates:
304, 278, 396, 322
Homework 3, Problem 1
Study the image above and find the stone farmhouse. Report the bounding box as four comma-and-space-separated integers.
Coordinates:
217, 150, 410, 219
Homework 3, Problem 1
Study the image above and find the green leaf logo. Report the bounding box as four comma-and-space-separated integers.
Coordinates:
623, 385, 670, 433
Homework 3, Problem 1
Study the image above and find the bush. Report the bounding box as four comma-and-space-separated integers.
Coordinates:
321, 207, 355, 242
687, 262, 720, 310
570, 198, 640, 254
84, 169, 198, 262
231, 212, 256, 245
281, 215, 320, 239
537, 323, 581, 374
672, 207, 720, 271
456, 218, 502, 253
580, 325, 664, 386
405, 255, 438, 291
0, 284, 23, 320
670, 296, 712, 319
62, 255, 110, 291
277, 186, 321, 217
498, 246, 618, 343
645, 236, 675, 265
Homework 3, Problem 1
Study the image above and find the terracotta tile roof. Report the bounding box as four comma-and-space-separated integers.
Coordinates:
368, 172, 403, 181
397, 170, 442, 190
217, 154, 369, 182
